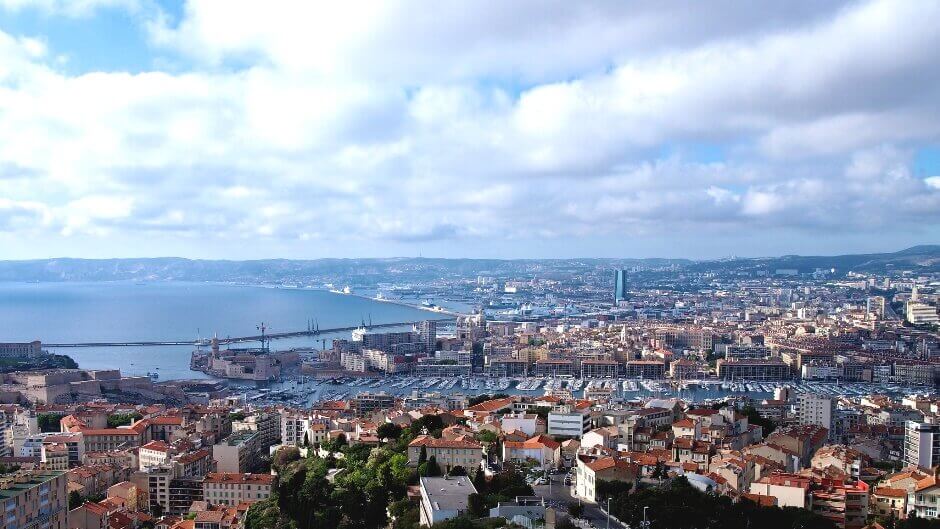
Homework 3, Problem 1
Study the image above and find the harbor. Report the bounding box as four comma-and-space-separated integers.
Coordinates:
236, 374, 938, 408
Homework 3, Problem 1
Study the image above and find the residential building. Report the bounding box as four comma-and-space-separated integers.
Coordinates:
798, 394, 834, 433
907, 302, 939, 325
418, 476, 477, 527
625, 360, 666, 379
212, 430, 263, 473
575, 457, 639, 503
501, 435, 560, 469
904, 421, 940, 469
407, 435, 483, 472
202, 472, 274, 506
547, 404, 592, 437
0, 470, 68, 529
581, 360, 618, 378
716, 358, 791, 380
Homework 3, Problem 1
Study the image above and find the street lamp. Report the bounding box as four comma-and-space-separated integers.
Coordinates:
642, 506, 649, 529
606, 498, 611, 529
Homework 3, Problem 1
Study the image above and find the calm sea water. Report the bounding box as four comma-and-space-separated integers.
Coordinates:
0, 282, 435, 380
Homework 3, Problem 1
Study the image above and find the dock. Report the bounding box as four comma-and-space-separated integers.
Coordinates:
44, 317, 453, 348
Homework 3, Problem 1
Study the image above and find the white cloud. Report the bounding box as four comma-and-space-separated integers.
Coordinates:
0, 0, 141, 17
0, 0, 938, 256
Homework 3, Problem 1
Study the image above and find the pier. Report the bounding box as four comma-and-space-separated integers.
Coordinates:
44, 317, 453, 348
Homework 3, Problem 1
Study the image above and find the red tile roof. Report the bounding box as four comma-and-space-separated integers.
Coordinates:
203, 472, 274, 485
408, 434, 482, 450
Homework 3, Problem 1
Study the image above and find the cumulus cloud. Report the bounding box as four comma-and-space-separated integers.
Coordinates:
0, 0, 938, 257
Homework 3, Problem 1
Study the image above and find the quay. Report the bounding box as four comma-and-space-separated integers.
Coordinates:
44, 317, 454, 348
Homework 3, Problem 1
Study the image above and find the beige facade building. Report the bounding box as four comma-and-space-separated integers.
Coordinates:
202, 472, 274, 506
0, 470, 68, 529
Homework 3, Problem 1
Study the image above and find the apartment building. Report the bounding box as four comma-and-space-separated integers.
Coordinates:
407, 435, 483, 472
213, 430, 263, 473
797, 394, 834, 433
203, 472, 274, 506
0, 471, 68, 529
418, 476, 477, 527
904, 421, 940, 469
547, 403, 592, 438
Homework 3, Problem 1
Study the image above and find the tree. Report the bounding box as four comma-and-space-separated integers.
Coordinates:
567, 502, 584, 518
419, 456, 442, 477
741, 405, 777, 436
467, 493, 488, 518
596, 479, 632, 501
378, 423, 403, 440
150, 503, 164, 518
651, 461, 667, 480
409, 414, 445, 437
68, 491, 84, 510
272, 446, 301, 471
608, 476, 838, 529
449, 465, 467, 476
245, 498, 283, 529
418, 445, 428, 465
472, 469, 488, 494
475, 431, 498, 444
107, 412, 143, 428
37, 413, 62, 433
334, 433, 348, 449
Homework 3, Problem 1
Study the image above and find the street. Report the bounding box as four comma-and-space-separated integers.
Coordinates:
531, 474, 629, 529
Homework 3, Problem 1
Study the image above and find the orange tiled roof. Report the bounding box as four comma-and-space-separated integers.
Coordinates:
408, 434, 482, 450
203, 472, 274, 485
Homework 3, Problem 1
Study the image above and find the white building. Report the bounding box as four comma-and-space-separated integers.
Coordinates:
797, 394, 834, 433
341, 351, 366, 372
203, 472, 274, 506
418, 476, 477, 527
801, 364, 838, 380
907, 302, 939, 325
500, 413, 539, 436
904, 421, 940, 469
547, 405, 591, 437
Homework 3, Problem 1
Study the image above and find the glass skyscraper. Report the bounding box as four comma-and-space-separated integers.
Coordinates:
614, 269, 628, 304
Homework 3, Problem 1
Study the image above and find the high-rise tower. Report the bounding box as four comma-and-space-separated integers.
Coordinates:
614, 269, 628, 304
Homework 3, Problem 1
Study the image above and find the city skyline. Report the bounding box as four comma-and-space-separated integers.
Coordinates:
0, 1, 939, 260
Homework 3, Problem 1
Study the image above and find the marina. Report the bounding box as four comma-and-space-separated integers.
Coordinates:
238, 375, 937, 408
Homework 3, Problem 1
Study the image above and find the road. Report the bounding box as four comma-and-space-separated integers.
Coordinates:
532, 474, 629, 529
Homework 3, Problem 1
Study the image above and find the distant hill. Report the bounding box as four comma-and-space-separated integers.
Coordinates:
690, 245, 940, 274
0, 246, 935, 282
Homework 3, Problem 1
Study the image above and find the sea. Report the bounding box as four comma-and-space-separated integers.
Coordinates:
0, 281, 932, 404
0, 281, 436, 380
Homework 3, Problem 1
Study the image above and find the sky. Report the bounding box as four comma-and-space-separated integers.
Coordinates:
0, 0, 938, 260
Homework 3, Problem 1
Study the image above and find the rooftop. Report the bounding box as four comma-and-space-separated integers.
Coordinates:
420, 476, 477, 512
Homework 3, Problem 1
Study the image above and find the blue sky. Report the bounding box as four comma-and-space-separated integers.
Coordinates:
0, 0, 938, 260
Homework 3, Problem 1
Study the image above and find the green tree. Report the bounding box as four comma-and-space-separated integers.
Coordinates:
467, 492, 487, 518
608, 476, 837, 529
475, 431, 498, 444
426, 456, 442, 476
272, 446, 301, 471
596, 479, 632, 501
37, 413, 63, 433
378, 423, 403, 440
567, 502, 584, 518
68, 491, 84, 510
245, 498, 284, 529
107, 412, 143, 428
741, 405, 777, 435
